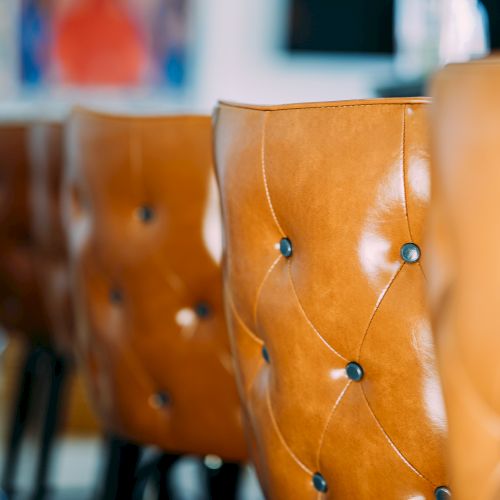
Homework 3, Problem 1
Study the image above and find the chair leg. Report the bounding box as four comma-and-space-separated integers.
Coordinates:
31, 351, 71, 500
99, 435, 142, 500
206, 462, 241, 500
1, 344, 41, 497
155, 454, 179, 500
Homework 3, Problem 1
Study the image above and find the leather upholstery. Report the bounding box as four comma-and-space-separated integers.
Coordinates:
214, 98, 449, 498
428, 60, 500, 500
0, 123, 49, 338
63, 108, 246, 460
29, 121, 73, 354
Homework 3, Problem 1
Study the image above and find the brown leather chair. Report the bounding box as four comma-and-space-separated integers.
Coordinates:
214, 98, 450, 499
29, 122, 71, 352
29, 121, 73, 355
63, 108, 247, 497
0, 120, 70, 498
0, 123, 48, 337
428, 59, 500, 500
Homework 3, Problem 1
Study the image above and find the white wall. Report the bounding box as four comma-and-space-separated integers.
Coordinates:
187, 0, 394, 111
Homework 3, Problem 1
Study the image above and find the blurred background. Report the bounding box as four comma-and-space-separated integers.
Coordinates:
0, 0, 495, 499
0, 0, 497, 112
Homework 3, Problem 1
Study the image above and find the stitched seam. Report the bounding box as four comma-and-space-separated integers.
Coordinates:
219, 102, 429, 113
400, 105, 428, 284
356, 263, 404, 359
316, 381, 352, 469
266, 383, 313, 476
261, 112, 286, 236
361, 384, 433, 485
418, 261, 428, 282
227, 292, 264, 345
401, 104, 414, 243
253, 254, 282, 324
287, 260, 348, 361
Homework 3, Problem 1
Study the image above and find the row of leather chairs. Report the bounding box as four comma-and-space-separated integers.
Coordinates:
0, 58, 496, 500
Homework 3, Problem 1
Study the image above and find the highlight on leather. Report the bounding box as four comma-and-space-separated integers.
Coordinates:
214, 98, 449, 499
0, 122, 49, 338
62, 108, 246, 460
28, 121, 73, 354
429, 59, 500, 500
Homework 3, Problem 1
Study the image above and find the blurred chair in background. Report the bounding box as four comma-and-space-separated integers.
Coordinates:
63, 108, 247, 499
0, 121, 70, 499
428, 59, 500, 500
29, 121, 73, 366
214, 98, 449, 499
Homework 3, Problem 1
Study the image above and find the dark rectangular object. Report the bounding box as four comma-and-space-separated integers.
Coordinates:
288, 0, 394, 54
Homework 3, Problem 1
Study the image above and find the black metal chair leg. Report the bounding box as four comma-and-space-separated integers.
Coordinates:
99, 435, 142, 500
31, 351, 70, 500
206, 462, 241, 500
1, 344, 41, 497
155, 454, 179, 500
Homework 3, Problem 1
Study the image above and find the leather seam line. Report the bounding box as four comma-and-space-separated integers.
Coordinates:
400, 105, 428, 283
287, 260, 348, 361
361, 383, 433, 486
356, 262, 404, 359
316, 380, 352, 470
265, 382, 313, 476
227, 291, 264, 345
261, 111, 286, 236
219, 102, 428, 112
401, 104, 414, 243
253, 254, 282, 325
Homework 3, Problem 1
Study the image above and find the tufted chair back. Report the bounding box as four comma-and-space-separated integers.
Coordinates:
428, 60, 500, 500
0, 122, 49, 337
214, 98, 449, 499
29, 121, 72, 354
63, 108, 246, 459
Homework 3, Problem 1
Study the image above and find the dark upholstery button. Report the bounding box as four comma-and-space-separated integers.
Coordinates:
400, 242, 420, 263
312, 472, 328, 493
279, 238, 293, 258
109, 288, 123, 305
149, 391, 170, 409
346, 362, 364, 381
435, 486, 451, 499
195, 302, 211, 318
138, 205, 154, 223
262, 346, 270, 363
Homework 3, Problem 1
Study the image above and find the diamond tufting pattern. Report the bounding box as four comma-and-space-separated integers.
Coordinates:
63, 109, 246, 460
215, 99, 449, 498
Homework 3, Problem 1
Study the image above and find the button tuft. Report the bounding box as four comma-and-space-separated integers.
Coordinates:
435, 486, 451, 500
109, 288, 123, 305
312, 472, 328, 493
149, 391, 170, 409
346, 362, 364, 381
279, 238, 293, 258
400, 242, 420, 263
262, 346, 270, 363
138, 205, 155, 223
195, 302, 211, 319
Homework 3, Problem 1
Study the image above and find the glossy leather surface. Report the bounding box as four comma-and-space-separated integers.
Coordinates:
215, 98, 448, 498
0, 123, 49, 337
29, 122, 73, 354
429, 60, 500, 500
63, 109, 246, 459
